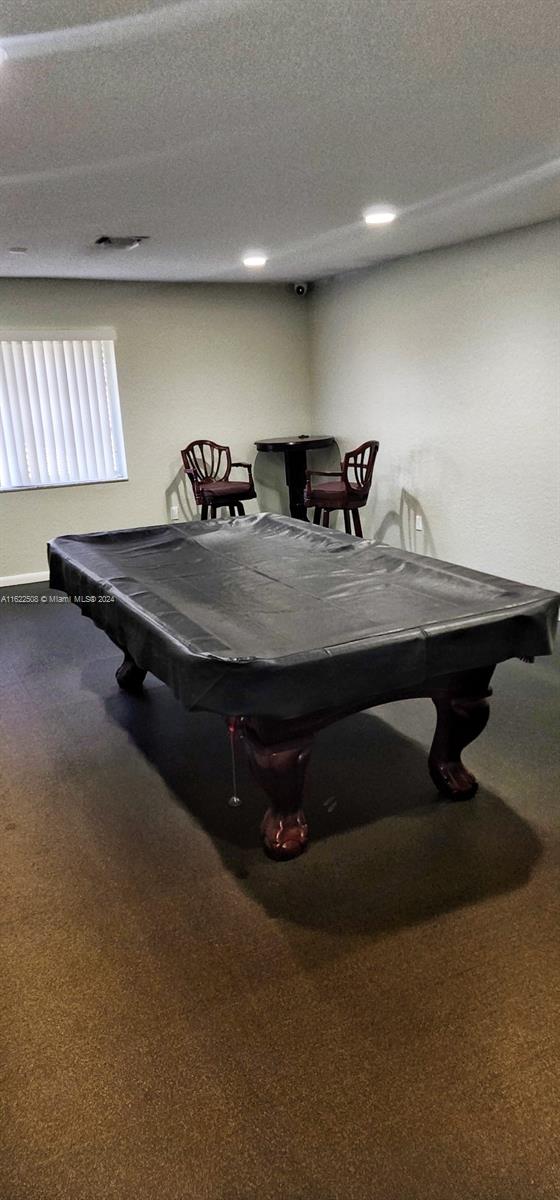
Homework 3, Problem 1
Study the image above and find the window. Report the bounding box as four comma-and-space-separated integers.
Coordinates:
0, 330, 128, 491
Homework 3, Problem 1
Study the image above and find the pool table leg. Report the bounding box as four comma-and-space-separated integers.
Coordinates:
115, 652, 147, 694
428, 667, 495, 800
242, 721, 313, 859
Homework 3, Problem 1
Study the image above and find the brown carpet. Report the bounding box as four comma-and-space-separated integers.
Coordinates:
1, 584, 559, 1199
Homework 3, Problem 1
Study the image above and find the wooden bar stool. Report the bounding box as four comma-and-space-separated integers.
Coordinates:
182, 440, 256, 519
304, 440, 379, 536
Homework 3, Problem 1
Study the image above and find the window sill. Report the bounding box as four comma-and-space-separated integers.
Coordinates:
0, 476, 129, 494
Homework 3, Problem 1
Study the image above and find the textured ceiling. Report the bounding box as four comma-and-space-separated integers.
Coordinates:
0, 0, 559, 281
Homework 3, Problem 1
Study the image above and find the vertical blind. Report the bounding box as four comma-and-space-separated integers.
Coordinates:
0, 334, 127, 490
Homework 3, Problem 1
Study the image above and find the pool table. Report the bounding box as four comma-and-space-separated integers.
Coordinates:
48, 514, 558, 859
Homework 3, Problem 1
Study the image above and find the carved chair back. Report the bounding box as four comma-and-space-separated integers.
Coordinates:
342, 440, 379, 495
181, 440, 232, 501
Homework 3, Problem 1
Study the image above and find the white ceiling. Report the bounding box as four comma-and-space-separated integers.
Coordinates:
0, 0, 559, 282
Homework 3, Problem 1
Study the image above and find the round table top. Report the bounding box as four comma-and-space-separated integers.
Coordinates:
255, 435, 335, 452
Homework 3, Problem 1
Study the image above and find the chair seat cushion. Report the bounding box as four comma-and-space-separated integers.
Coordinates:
201, 479, 255, 500
306, 481, 347, 506
306, 480, 366, 509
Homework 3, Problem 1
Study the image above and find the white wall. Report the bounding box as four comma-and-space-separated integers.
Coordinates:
2, 223, 558, 588
0, 280, 311, 578
310, 221, 560, 591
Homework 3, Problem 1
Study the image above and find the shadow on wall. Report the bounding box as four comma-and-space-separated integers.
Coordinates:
165, 468, 196, 522
375, 488, 437, 557
253, 451, 289, 516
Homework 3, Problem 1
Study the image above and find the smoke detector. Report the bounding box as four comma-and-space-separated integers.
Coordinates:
94, 235, 149, 251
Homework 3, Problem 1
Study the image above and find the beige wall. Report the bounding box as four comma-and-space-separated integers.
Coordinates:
310, 221, 560, 591
2, 223, 558, 589
0, 280, 311, 578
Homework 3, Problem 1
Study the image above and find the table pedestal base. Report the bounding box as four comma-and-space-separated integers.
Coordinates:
284, 449, 308, 521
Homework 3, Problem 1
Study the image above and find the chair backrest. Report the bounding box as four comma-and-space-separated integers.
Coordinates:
181, 440, 232, 484
342, 440, 379, 494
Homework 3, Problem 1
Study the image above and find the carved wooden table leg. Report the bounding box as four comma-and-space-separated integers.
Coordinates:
115, 651, 147, 694
242, 720, 314, 859
428, 667, 495, 800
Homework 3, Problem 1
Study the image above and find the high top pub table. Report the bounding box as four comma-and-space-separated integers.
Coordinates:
255, 434, 335, 521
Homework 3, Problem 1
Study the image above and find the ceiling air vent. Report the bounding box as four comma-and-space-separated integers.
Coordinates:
94, 235, 149, 251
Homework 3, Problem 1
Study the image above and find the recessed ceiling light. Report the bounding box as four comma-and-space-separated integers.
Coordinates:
243, 252, 267, 268
363, 206, 397, 226
9, 247, 28, 254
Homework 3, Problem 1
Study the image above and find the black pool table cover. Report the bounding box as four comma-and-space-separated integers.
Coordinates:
48, 514, 559, 719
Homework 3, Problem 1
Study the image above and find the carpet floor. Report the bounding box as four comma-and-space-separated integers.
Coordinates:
1, 583, 559, 1199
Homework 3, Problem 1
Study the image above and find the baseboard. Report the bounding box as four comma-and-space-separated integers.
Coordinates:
0, 571, 50, 588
